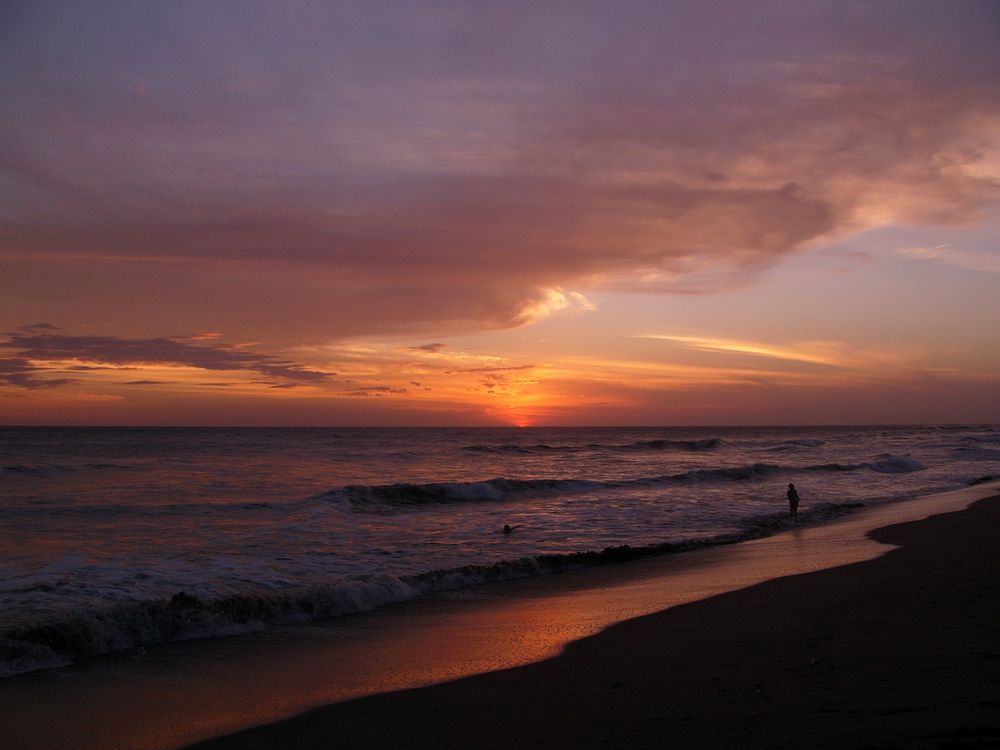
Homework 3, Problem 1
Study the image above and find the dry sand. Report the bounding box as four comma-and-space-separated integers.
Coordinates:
188, 493, 1000, 750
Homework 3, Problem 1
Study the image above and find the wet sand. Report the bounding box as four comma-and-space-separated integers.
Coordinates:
187, 488, 1000, 750
1, 485, 997, 749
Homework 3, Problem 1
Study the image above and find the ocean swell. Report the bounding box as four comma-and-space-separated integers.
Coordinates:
617, 437, 725, 452
2, 462, 134, 477
329, 477, 605, 510
321, 455, 925, 511
765, 438, 826, 452
460, 437, 725, 454
461, 443, 580, 454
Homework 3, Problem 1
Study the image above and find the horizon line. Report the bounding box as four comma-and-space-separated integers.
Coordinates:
1, 422, 996, 430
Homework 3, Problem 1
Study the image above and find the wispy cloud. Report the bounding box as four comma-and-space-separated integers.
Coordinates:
896, 244, 1000, 273
0, 357, 79, 389
445, 365, 536, 375
633, 334, 851, 367
14, 323, 61, 334
0, 332, 333, 389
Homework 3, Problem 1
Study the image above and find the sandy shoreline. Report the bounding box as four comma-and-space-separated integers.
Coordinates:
187, 488, 1000, 750
1, 484, 997, 749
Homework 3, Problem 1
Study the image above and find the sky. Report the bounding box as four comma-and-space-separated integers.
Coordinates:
1, 0, 999, 426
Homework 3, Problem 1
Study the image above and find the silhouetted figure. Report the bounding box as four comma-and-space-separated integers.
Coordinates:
787, 483, 800, 517
503, 524, 523, 534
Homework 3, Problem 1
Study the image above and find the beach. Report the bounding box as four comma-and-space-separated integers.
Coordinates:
5, 424, 994, 682
1, 482, 997, 749
5, 2, 1000, 746
185, 486, 1000, 750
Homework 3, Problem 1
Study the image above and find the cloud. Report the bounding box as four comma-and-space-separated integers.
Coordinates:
896, 244, 1000, 274
634, 334, 849, 367
513, 288, 597, 324
0, 332, 333, 389
344, 386, 409, 397
634, 333, 925, 373
0, 1, 997, 342
445, 365, 536, 374
0, 356, 79, 389
15, 323, 61, 333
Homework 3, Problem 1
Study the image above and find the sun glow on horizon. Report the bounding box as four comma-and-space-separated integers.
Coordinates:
1, 2, 998, 425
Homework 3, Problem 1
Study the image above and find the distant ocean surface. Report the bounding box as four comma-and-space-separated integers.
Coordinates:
2, 425, 999, 677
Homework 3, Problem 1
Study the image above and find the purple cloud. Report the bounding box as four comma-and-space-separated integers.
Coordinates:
0, 357, 78, 389
0, 1, 997, 342
0, 332, 332, 389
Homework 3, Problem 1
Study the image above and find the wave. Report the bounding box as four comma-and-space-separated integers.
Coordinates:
2, 462, 135, 477
616, 437, 725, 452
0, 501, 864, 678
326, 478, 606, 509
2, 464, 75, 476
460, 437, 725, 455
959, 432, 1000, 445
0, 498, 284, 520
765, 438, 826, 452
317, 455, 923, 511
970, 474, 999, 486
655, 456, 923, 480
461, 443, 581, 454
864, 455, 926, 473
4, 455, 926, 520
952, 446, 1000, 461
0, 576, 419, 678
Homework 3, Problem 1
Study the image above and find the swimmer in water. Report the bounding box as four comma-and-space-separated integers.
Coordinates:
503, 524, 523, 534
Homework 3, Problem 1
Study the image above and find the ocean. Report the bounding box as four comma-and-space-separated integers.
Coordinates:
2, 424, 998, 677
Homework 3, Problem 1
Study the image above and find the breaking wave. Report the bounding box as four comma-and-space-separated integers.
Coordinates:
0, 501, 863, 678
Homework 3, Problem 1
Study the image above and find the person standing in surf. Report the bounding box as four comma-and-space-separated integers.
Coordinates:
787, 483, 800, 517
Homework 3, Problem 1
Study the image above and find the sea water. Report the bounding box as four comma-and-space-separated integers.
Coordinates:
2, 424, 998, 676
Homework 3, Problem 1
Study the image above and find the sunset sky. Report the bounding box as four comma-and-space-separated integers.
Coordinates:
2, 0, 998, 426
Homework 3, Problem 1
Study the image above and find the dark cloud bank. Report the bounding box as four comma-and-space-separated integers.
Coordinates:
0, 329, 331, 389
